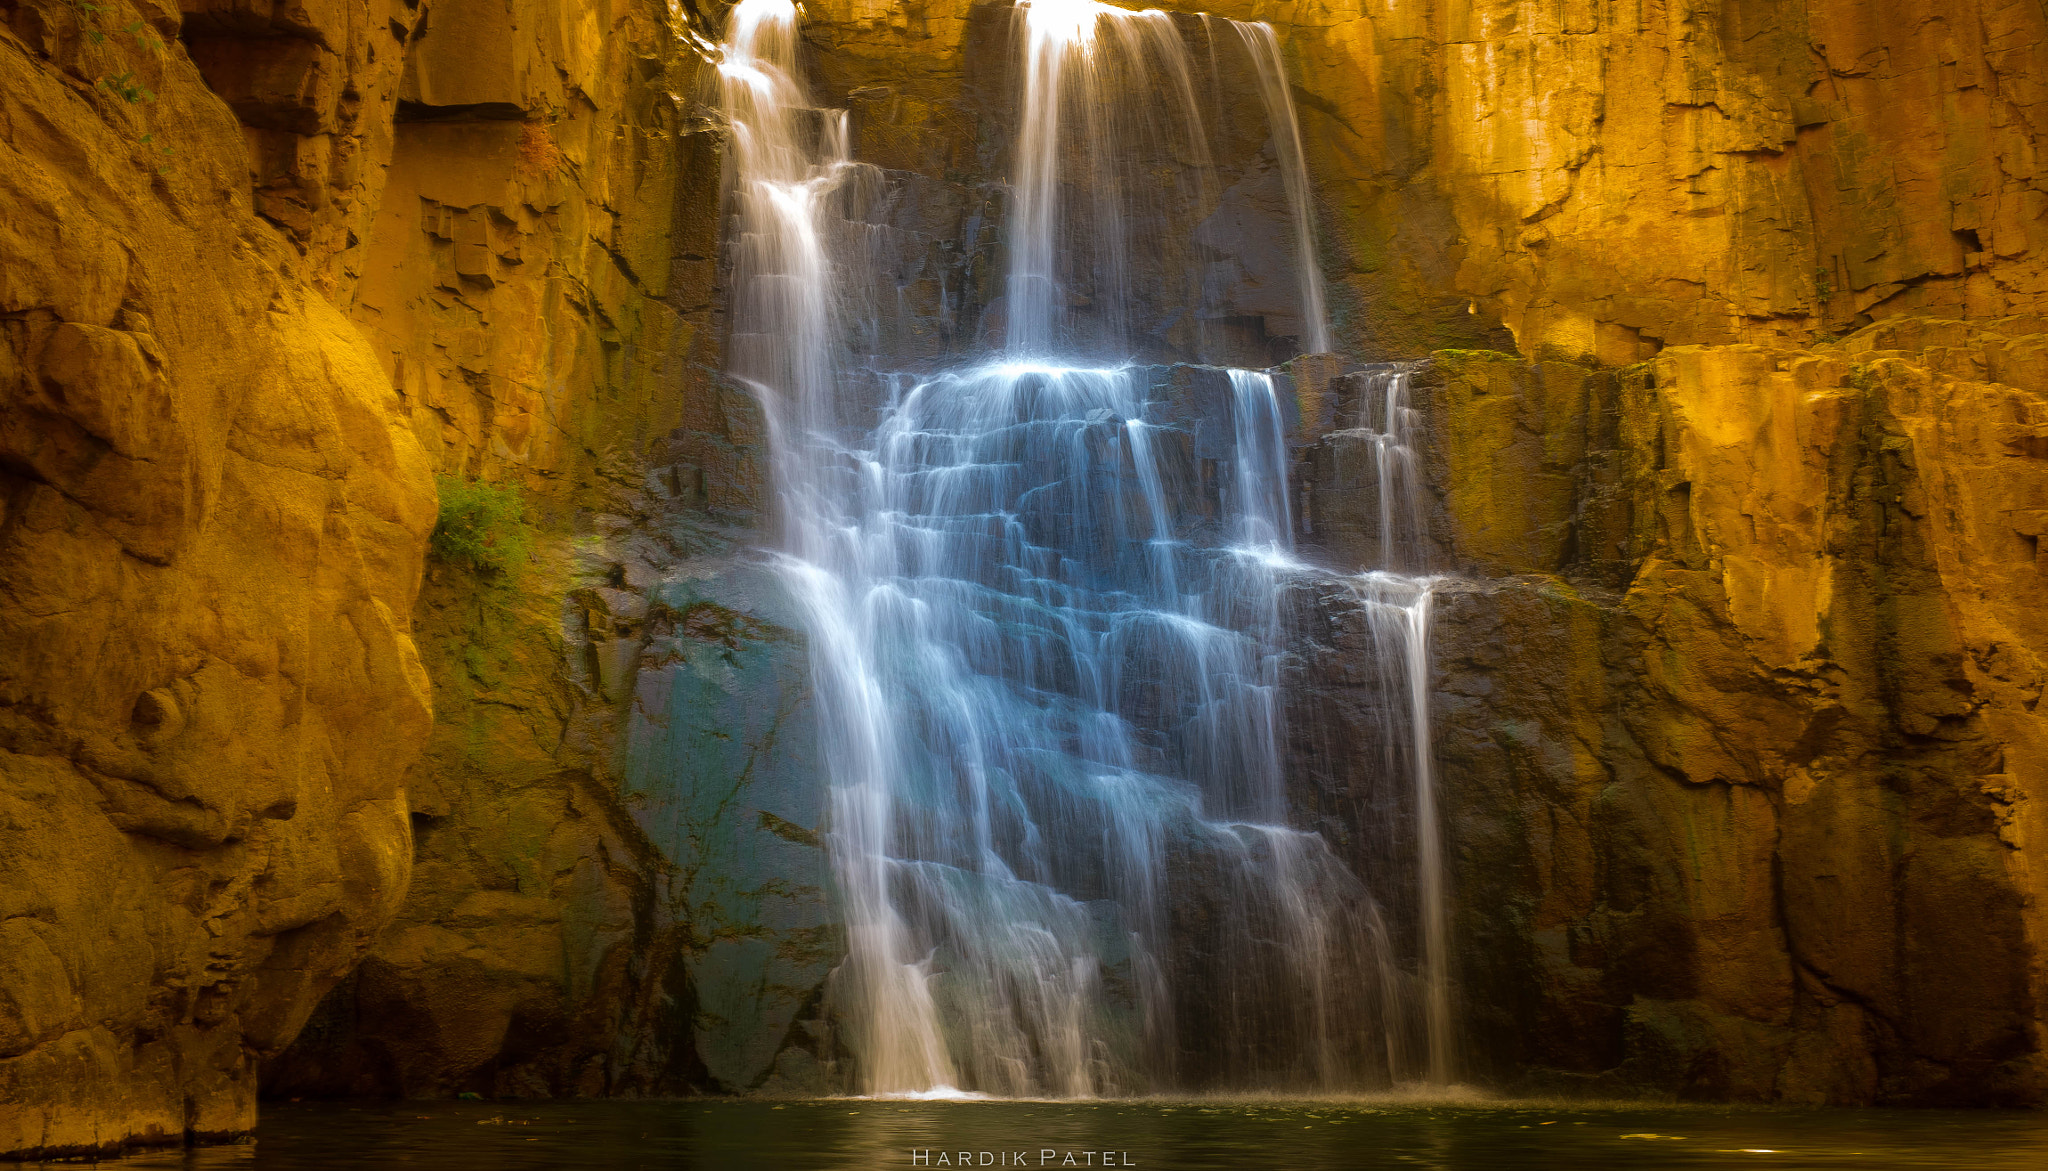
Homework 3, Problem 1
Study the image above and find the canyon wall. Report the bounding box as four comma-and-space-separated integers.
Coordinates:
0, 0, 442, 1154
3, 0, 2046, 1152
242, 0, 764, 1104
0, 0, 722, 1152
1291, 319, 2048, 1102
1241, 0, 2048, 362
794, 0, 2048, 365
807, 0, 2048, 358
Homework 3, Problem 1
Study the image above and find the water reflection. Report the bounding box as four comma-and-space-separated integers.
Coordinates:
63, 1099, 2048, 1170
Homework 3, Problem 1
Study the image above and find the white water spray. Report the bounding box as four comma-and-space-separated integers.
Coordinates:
714, 0, 1435, 1095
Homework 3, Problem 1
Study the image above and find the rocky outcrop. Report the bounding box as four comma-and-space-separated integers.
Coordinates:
202, 0, 2048, 1112
796, 0, 2048, 362
1292, 318, 2048, 1102
254, 0, 740, 1102
0, 0, 437, 1155
300, 0, 2046, 1109
1242, 0, 2048, 362
0, 0, 715, 1150
261, 0, 1396, 1102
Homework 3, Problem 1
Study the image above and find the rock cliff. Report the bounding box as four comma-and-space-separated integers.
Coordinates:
249, 0, 741, 1103
1241, 0, 2048, 363
0, 0, 714, 1151
1292, 319, 2048, 1102
0, 0, 439, 1155
777, 0, 2048, 1104
3, 0, 2046, 1151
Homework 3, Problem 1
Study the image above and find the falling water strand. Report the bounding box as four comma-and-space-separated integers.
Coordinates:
1005, 1, 1218, 359
1217, 18, 1331, 354
1407, 584, 1451, 1085
1346, 363, 1427, 572
1346, 357, 1451, 1081
1350, 572, 1451, 1083
717, 0, 962, 1093
1003, 0, 1092, 354
716, 0, 1425, 1095
719, 0, 847, 437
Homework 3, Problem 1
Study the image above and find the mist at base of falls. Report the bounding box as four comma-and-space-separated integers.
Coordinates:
715, 0, 1448, 1097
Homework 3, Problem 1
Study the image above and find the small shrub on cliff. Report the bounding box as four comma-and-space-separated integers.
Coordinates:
97, 70, 153, 103
431, 476, 533, 578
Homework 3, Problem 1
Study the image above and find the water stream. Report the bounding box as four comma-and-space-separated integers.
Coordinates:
1340, 362, 1450, 1083
715, 0, 1446, 1096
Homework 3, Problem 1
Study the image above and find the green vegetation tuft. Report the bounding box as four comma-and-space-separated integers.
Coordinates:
431, 476, 533, 578
96, 70, 153, 103
1432, 348, 1521, 364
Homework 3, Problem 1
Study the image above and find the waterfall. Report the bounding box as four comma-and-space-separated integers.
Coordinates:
1347, 572, 1451, 1085
1004, 1, 1218, 358
718, 0, 851, 439
713, 0, 1433, 1096
1352, 364, 1428, 572
1212, 17, 1332, 356
1343, 360, 1452, 1083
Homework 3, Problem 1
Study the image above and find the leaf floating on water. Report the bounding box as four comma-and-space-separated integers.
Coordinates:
1619, 1134, 1687, 1140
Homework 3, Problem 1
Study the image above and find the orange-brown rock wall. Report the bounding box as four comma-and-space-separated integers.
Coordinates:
0, 0, 704, 1152
796, 0, 2048, 359
787, 2, 2048, 1098
1294, 320, 2048, 1101
245, 0, 732, 1104
0, 0, 439, 1154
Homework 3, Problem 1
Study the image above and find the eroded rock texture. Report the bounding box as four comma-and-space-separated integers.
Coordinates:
1257, 0, 2048, 362
252, 0, 743, 1102
1293, 320, 2048, 1102
0, 0, 717, 1149
0, 0, 436, 1154
801, 0, 2048, 361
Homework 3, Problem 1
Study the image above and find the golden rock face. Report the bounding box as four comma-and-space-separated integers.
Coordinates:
3, 0, 2047, 1146
800, 0, 2048, 355
1285, 313, 2047, 1101
0, 0, 436, 1153
0, 0, 708, 1151
1395, 322, 2048, 1101
1255, 0, 2048, 361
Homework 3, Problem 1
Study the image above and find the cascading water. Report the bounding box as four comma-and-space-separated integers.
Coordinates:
1206, 17, 1331, 356
1341, 362, 1452, 1084
713, 0, 1445, 1095
1350, 365, 1428, 573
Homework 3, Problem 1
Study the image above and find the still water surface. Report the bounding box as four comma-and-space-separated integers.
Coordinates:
75, 1099, 2048, 1170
